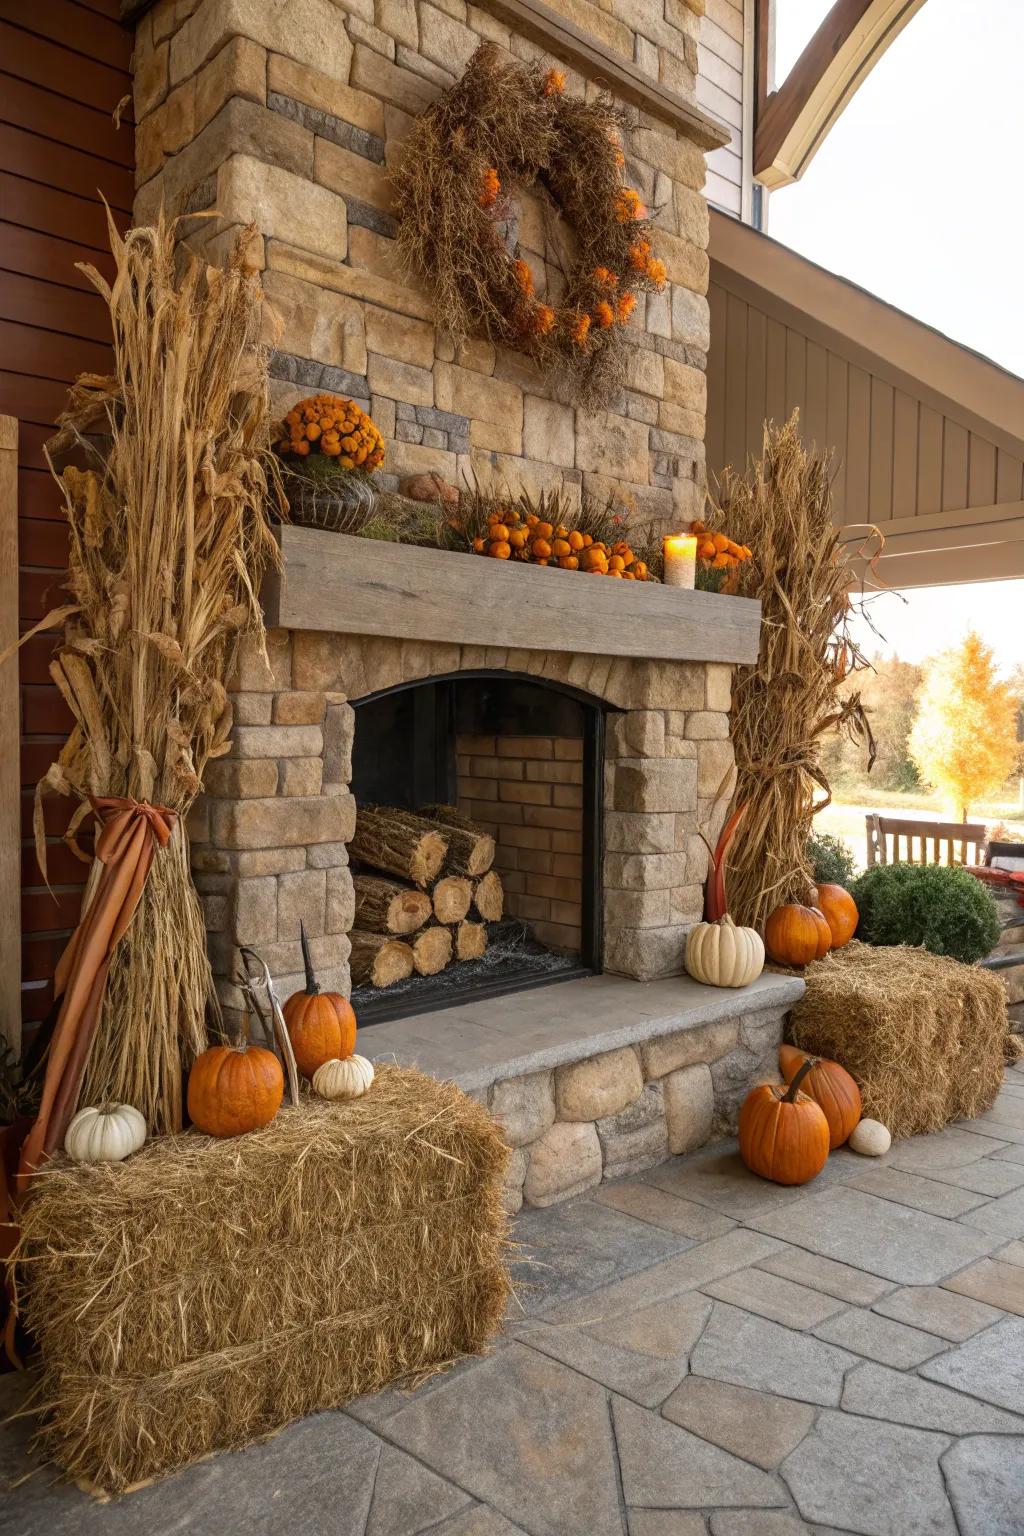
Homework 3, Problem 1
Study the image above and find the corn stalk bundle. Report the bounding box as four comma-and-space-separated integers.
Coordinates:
715, 415, 877, 930
32, 210, 280, 1132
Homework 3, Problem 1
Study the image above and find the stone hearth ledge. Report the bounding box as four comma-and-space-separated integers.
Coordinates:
362, 972, 804, 1210
363, 972, 803, 1092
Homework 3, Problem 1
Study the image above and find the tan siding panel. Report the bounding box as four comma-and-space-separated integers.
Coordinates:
917, 406, 943, 515
705, 169, 742, 214
765, 317, 786, 428
697, 44, 742, 99
699, 17, 743, 71
827, 353, 848, 519
868, 378, 894, 523
892, 390, 918, 520
785, 329, 805, 421
804, 340, 827, 453
996, 451, 1024, 503
967, 436, 996, 508
706, 282, 727, 475
696, 75, 743, 130
745, 305, 767, 453
705, 144, 742, 187
845, 366, 871, 521
723, 290, 748, 470
706, 0, 744, 45
942, 420, 969, 512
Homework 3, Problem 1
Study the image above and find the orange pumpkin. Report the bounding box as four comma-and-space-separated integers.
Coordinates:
283, 922, 357, 1079
764, 903, 832, 967
814, 883, 859, 949
779, 1044, 862, 1149
738, 1061, 830, 1185
187, 1027, 284, 1138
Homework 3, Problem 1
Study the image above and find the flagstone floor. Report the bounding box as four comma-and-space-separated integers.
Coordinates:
4, 1069, 1024, 1536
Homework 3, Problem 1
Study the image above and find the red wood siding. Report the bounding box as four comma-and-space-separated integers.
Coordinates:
0, 0, 133, 1032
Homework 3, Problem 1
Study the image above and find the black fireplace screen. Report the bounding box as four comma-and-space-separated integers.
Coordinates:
350, 670, 605, 1023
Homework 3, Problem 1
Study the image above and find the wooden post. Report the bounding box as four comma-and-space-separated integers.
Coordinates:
0, 417, 19, 1055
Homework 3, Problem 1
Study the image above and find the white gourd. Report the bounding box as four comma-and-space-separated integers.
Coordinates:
313, 1054, 375, 1101
64, 1103, 147, 1165
685, 915, 765, 989
849, 1118, 891, 1156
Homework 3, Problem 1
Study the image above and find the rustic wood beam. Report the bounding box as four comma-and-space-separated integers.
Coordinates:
754, 0, 928, 189
0, 416, 19, 1055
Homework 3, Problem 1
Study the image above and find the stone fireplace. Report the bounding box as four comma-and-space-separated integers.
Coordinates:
133, 0, 805, 1208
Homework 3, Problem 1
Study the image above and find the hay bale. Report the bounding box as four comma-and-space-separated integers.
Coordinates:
787, 941, 1007, 1138
14, 1066, 511, 1493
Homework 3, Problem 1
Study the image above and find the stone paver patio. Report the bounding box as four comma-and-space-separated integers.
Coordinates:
4, 1068, 1024, 1536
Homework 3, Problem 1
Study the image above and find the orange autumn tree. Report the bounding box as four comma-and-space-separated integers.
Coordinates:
908, 631, 1017, 820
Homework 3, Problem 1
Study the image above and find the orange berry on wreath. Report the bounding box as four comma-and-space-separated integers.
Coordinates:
532, 538, 552, 559
592, 266, 618, 289
543, 68, 566, 95
571, 312, 591, 347
616, 188, 648, 223
513, 259, 534, 295
552, 538, 571, 557
473, 537, 486, 553
628, 238, 652, 270
594, 301, 615, 329
489, 541, 512, 559
645, 257, 667, 288
531, 303, 556, 336
478, 167, 500, 209
616, 292, 637, 323
558, 555, 579, 569
568, 529, 585, 551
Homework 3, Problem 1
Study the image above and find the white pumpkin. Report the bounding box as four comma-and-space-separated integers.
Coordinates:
313, 1054, 375, 1101
685, 915, 765, 989
65, 1103, 147, 1165
849, 1118, 891, 1157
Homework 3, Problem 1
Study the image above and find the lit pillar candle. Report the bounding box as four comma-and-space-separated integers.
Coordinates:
663, 533, 697, 589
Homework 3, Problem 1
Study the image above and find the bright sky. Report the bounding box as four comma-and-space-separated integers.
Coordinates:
766, 0, 1024, 671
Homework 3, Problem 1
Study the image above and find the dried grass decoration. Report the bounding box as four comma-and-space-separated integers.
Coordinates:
787, 941, 1007, 1138
394, 43, 667, 411
714, 414, 878, 931
15, 1066, 512, 1494
27, 211, 280, 1135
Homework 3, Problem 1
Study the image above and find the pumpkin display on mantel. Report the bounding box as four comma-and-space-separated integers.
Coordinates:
283, 922, 358, 1080
764, 902, 832, 967
738, 1060, 830, 1185
313, 1055, 376, 1102
187, 1025, 285, 1138
685, 915, 764, 990
64, 1103, 147, 1165
813, 883, 859, 949
779, 1044, 862, 1149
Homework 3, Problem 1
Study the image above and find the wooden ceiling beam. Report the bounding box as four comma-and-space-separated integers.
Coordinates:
754, 0, 928, 189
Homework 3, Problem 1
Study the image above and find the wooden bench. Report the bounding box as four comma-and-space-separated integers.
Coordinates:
865, 814, 987, 868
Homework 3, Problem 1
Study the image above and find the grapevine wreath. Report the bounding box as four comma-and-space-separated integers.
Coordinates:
394, 44, 667, 411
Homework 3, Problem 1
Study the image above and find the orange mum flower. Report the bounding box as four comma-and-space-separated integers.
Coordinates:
543, 68, 566, 95
614, 148, 626, 168
645, 257, 667, 288
570, 312, 591, 347
594, 301, 615, 329
616, 292, 637, 323
513, 258, 534, 295
628, 238, 651, 270
591, 266, 618, 289
478, 167, 500, 209
531, 304, 556, 336
615, 187, 648, 222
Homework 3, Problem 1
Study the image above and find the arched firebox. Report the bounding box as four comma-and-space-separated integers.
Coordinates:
350, 670, 607, 1023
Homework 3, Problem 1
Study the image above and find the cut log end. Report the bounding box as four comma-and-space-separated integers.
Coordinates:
432, 875, 473, 925
456, 920, 488, 962
412, 924, 453, 977
353, 874, 433, 935
410, 831, 448, 887
473, 870, 504, 923
351, 807, 448, 889
418, 803, 496, 877
349, 930, 415, 989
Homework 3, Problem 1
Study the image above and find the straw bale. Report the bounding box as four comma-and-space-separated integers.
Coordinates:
13, 1066, 511, 1494
786, 941, 1006, 1138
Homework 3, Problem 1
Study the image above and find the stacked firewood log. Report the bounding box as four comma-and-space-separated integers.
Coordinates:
348, 805, 504, 987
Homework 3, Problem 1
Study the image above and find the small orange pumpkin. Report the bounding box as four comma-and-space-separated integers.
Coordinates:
814, 883, 859, 949
187, 1022, 284, 1138
779, 1044, 862, 1149
764, 903, 832, 967
738, 1061, 830, 1185
283, 922, 357, 1079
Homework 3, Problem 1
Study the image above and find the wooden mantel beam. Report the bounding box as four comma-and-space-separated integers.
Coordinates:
754, 0, 928, 189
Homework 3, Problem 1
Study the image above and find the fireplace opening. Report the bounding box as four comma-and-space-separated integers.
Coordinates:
349, 671, 605, 1024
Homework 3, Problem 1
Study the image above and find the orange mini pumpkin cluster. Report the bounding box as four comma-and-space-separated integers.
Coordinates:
472, 507, 650, 578
689, 519, 752, 571
277, 394, 385, 471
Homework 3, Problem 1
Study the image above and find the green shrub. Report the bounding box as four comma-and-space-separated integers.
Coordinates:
807, 831, 857, 887
850, 863, 1000, 965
